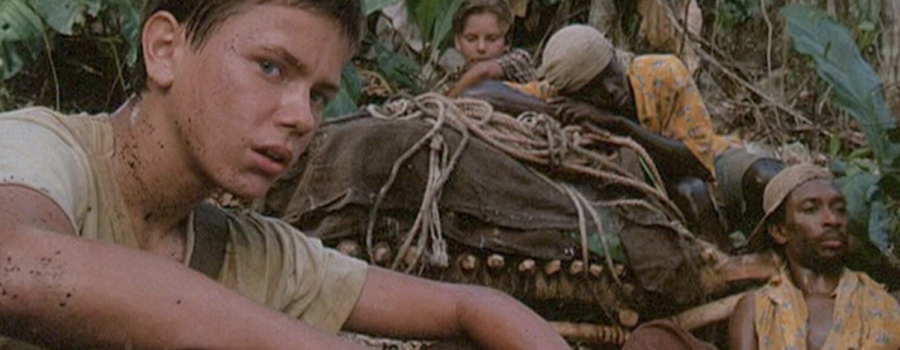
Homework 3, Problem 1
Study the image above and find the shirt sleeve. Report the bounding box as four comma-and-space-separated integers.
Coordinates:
495, 49, 537, 83
223, 212, 368, 333
639, 56, 718, 176
0, 110, 90, 231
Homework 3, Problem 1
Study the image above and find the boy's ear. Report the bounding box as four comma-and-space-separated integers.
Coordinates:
768, 224, 789, 245
142, 11, 184, 90
454, 35, 462, 52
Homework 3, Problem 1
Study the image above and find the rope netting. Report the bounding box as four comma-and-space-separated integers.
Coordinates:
362, 93, 694, 279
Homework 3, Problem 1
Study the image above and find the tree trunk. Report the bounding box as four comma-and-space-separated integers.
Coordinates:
509, 0, 529, 18
636, 0, 702, 73
882, 0, 900, 118
588, 0, 620, 44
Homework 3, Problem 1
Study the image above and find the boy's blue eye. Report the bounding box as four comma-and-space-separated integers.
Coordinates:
259, 61, 281, 76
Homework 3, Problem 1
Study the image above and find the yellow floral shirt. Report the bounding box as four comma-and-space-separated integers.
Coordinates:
626, 55, 731, 177
754, 269, 900, 350
508, 55, 731, 178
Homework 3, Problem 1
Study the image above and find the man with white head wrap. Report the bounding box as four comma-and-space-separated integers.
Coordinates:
538, 24, 785, 246
538, 25, 616, 94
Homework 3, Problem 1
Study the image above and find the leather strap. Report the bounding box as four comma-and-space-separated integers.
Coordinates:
190, 203, 229, 280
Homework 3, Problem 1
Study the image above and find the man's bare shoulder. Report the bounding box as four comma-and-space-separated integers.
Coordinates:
729, 292, 758, 350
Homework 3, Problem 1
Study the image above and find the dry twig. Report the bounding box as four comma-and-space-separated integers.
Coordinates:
652, 0, 813, 125
760, 0, 774, 75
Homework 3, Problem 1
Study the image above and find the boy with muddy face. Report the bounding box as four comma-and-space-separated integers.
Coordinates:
0, 1, 568, 349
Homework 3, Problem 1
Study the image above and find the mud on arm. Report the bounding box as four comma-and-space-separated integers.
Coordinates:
0, 185, 368, 350
344, 267, 570, 350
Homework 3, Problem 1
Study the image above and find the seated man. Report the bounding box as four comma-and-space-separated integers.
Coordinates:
729, 164, 900, 350
502, 24, 783, 246
445, 0, 537, 98
0, 1, 568, 349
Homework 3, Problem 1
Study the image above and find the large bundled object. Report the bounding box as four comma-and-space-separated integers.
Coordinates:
264, 93, 729, 342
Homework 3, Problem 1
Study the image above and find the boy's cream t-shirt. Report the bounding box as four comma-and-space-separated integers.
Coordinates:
0, 107, 367, 347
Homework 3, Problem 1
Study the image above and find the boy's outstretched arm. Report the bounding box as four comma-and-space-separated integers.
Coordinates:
345, 266, 570, 350
0, 185, 369, 350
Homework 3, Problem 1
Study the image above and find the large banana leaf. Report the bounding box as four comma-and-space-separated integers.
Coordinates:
363, 0, 404, 16
323, 63, 362, 120
373, 39, 422, 93
0, 0, 45, 80
407, 0, 464, 55
430, 0, 464, 52
1, 0, 135, 82
105, 0, 140, 66
29, 0, 101, 35
783, 5, 900, 168
407, 0, 439, 46
783, 5, 899, 266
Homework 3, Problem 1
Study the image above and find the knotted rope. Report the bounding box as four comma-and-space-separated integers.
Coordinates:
364, 93, 688, 273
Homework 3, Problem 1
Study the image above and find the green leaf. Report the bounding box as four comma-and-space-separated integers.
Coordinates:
829, 158, 848, 175
362, 0, 403, 16
857, 21, 876, 32
848, 147, 873, 160
828, 133, 842, 156
407, 0, 442, 44
430, 0, 464, 54
717, 0, 760, 31
29, 0, 101, 35
867, 199, 893, 257
373, 39, 421, 92
106, 0, 140, 66
836, 170, 879, 236
782, 5, 900, 169
586, 230, 627, 264
575, 209, 629, 264
0, 0, 45, 80
323, 63, 362, 120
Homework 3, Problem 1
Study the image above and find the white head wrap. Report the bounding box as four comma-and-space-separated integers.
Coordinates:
538, 25, 615, 93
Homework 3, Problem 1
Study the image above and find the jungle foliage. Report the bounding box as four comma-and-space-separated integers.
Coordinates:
783, 5, 900, 268
0, 0, 898, 268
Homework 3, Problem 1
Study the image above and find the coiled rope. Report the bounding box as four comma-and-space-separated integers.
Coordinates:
363, 93, 689, 274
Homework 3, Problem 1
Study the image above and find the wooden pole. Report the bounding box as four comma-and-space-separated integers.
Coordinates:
551, 321, 629, 346
669, 291, 752, 331
883, 0, 900, 118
